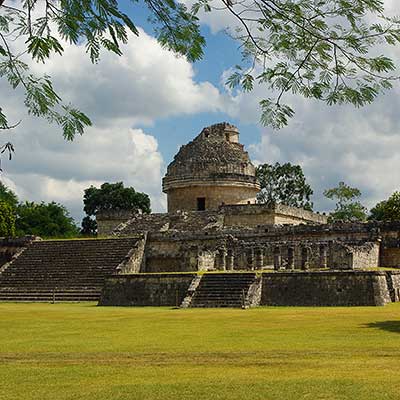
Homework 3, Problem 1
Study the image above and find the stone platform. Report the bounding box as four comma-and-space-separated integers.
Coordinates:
99, 270, 400, 307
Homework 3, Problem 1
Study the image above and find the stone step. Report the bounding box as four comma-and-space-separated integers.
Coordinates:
195, 281, 251, 286
0, 297, 99, 302
190, 273, 256, 308
0, 237, 140, 302
193, 292, 249, 298
191, 303, 244, 308
0, 280, 109, 284
0, 288, 100, 293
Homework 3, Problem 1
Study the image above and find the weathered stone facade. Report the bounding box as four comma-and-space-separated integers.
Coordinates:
260, 271, 393, 306
94, 121, 400, 294
97, 203, 328, 237
105, 220, 400, 273
96, 122, 327, 235
162, 122, 260, 213
99, 271, 400, 307
99, 273, 196, 307
2, 121, 399, 307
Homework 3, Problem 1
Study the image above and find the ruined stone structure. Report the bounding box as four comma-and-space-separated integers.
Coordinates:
97, 123, 327, 236
163, 122, 260, 213
94, 123, 400, 307
0, 237, 142, 302
1, 122, 400, 307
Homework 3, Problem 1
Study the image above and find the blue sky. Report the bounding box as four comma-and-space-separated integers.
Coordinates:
118, 0, 262, 160
1, 0, 400, 224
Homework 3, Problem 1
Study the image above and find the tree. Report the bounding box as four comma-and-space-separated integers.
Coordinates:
256, 162, 313, 210
1, 0, 400, 135
0, 200, 15, 236
324, 181, 367, 222
81, 215, 97, 236
82, 182, 151, 235
16, 201, 79, 238
0, 0, 203, 138
369, 191, 400, 221
0, 181, 18, 209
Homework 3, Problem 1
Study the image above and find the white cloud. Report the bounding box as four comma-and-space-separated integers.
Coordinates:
204, 1, 400, 213
228, 82, 400, 212
2, 124, 166, 223
25, 28, 224, 127
0, 27, 224, 224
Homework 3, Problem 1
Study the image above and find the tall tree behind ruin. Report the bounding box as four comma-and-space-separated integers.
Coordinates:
256, 162, 313, 210
324, 181, 367, 222
369, 191, 400, 221
82, 182, 151, 235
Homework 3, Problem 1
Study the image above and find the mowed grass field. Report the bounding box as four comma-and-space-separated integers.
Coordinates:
1, 303, 400, 400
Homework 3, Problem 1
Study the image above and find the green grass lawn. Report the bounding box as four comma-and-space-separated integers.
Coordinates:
1, 303, 400, 400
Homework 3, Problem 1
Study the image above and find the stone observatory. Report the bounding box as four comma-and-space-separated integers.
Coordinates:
2, 121, 400, 308
162, 122, 260, 213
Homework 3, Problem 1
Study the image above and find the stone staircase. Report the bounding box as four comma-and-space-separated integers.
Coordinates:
0, 237, 139, 302
169, 211, 224, 231
190, 273, 257, 308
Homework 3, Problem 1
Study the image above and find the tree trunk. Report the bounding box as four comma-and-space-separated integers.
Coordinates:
0, 0, 5, 7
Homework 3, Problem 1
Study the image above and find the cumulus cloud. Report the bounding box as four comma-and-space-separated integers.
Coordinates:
25, 28, 224, 127
194, 1, 400, 213
0, 28, 224, 223
224, 75, 400, 212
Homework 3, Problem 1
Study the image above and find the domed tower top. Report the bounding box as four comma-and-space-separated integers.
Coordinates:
163, 122, 260, 213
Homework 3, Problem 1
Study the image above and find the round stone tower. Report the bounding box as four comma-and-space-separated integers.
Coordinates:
162, 122, 260, 213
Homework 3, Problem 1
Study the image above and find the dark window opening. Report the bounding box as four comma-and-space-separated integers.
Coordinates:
197, 197, 206, 211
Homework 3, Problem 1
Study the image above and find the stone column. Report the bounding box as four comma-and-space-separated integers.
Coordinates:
301, 246, 310, 271
319, 244, 328, 269
226, 248, 234, 271
255, 247, 264, 270
327, 241, 334, 269
287, 247, 294, 270
214, 250, 220, 270
273, 246, 281, 271
247, 248, 255, 270
218, 248, 227, 271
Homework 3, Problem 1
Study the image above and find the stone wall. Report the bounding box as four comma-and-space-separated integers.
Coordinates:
273, 204, 328, 225
381, 240, 400, 268
144, 235, 216, 273
113, 204, 329, 236
221, 204, 328, 227
139, 230, 382, 273
109, 215, 400, 273
386, 271, 400, 302
99, 271, 396, 307
222, 205, 275, 227
99, 273, 196, 306
327, 241, 379, 270
96, 210, 136, 236
165, 184, 259, 213
115, 234, 147, 274
261, 271, 391, 306
349, 242, 380, 269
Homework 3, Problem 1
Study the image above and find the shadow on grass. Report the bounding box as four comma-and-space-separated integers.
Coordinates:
364, 321, 400, 334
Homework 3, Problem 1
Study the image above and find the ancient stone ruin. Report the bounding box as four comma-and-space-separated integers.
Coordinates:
1, 122, 400, 307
